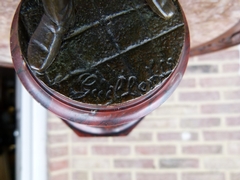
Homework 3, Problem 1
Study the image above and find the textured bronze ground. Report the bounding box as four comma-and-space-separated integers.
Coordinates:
18, 0, 185, 105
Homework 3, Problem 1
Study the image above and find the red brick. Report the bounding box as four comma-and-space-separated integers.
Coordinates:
203, 131, 240, 141
182, 173, 224, 180
72, 158, 111, 169
92, 145, 130, 155
49, 146, 68, 158
48, 133, 68, 144
72, 146, 88, 155
136, 173, 177, 180
180, 118, 220, 128
226, 116, 240, 126
49, 159, 68, 171
231, 173, 240, 180
227, 142, 240, 155
48, 121, 68, 131
224, 90, 240, 100
159, 158, 199, 168
200, 77, 240, 87
114, 159, 154, 168
72, 171, 88, 180
198, 50, 239, 61
156, 105, 198, 116
182, 145, 222, 154
50, 173, 68, 180
222, 63, 240, 73
179, 91, 220, 101
178, 78, 196, 88
72, 133, 109, 143
137, 118, 178, 129
157, 132, 198, 141
135, 146, 176, 155
201, 103, 240, 114
93, 172, 131, 180
112, 132, 152, 142
204, 158, 240, 169
186, 65, 218, 74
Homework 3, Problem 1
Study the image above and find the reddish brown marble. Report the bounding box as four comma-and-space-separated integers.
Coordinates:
179, 0, 240, 48
0, 0, 18, 68
62, 118, 143, 137
190, 20, 240, 56
10, 1, 189, 136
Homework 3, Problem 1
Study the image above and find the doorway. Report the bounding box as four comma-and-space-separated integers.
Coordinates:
0, 67, 16, 180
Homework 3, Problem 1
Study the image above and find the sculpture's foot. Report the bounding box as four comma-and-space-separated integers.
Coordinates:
27, 14, 63, 73
146, 0, 176, 20
27, 2, 74, 73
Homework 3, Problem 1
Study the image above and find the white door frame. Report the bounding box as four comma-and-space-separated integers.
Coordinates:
15, 78, 48, 180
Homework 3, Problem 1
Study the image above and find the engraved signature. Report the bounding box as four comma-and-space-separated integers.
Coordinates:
68, 70, 172, 105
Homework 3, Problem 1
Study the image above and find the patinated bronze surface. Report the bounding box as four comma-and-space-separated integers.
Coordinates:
18, 0, 185, 105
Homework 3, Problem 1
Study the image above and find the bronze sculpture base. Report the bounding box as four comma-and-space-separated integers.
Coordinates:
11, 0, 189, 136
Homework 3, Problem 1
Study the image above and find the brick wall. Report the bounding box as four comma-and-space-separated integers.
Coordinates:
47, 47, 240, 180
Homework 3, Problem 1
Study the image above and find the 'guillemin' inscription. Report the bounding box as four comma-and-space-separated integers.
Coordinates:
67, 70, 172, 105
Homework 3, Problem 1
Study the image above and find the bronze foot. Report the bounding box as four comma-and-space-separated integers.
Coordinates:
146, 0, 176, 20
27, 0, 74, 73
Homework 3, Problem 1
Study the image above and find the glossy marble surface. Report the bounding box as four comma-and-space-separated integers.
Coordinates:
179, 0, 240, 47
0, 0, 18, 67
